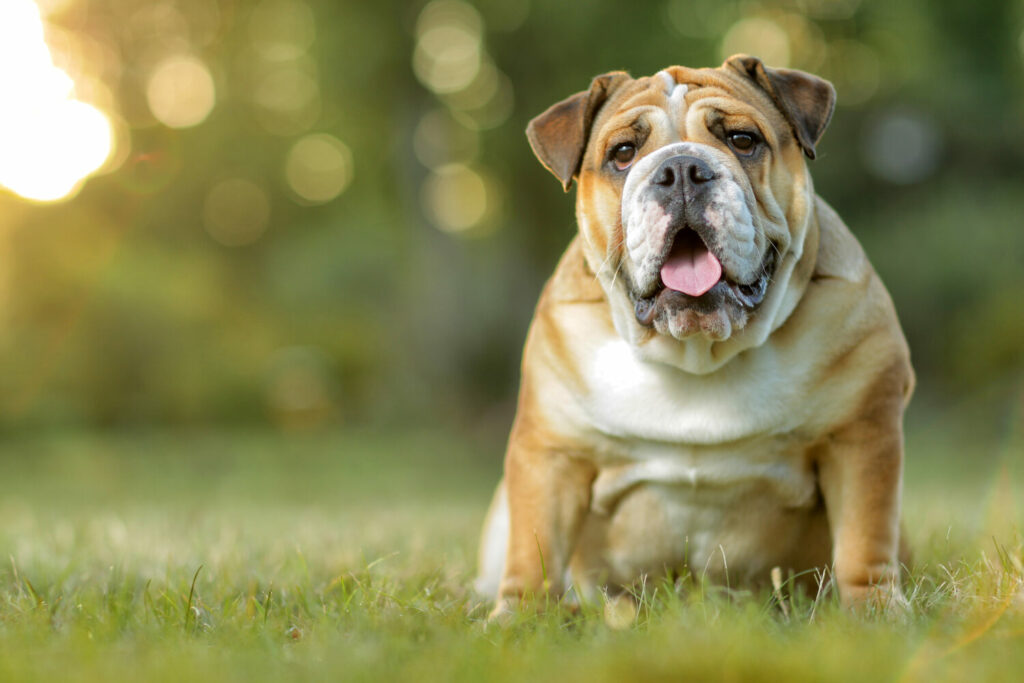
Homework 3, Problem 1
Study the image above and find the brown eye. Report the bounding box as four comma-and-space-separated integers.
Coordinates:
611, 143, 636, 170
727, 131, 758, 154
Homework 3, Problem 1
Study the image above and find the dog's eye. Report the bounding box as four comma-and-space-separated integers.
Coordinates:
727, 131, 759, 154
610, 143, 637, 170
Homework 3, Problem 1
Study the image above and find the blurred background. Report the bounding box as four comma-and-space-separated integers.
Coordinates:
0, 8, 1021, 671
0, 0, 1021, 454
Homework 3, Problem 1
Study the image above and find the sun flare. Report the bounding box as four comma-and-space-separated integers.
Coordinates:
0, 0, 114, 203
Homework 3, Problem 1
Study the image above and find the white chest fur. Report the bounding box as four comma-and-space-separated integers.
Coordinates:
578, 339, 819, 515
583, 339, 806, 444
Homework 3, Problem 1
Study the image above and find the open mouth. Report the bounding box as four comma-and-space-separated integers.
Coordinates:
633, 229, 775, 327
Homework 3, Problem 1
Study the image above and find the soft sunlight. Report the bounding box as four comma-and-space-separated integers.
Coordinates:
0, 0, 114, 203
146, 56, 216, 129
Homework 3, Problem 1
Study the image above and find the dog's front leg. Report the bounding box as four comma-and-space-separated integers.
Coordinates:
491, 424, 596, 620
817, 377, 907, 609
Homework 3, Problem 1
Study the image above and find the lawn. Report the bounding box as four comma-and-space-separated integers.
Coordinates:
0, 417, 1021, 682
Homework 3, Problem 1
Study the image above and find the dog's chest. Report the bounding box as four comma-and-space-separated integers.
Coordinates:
577, 339, 819, 512
581, 339, 809, 444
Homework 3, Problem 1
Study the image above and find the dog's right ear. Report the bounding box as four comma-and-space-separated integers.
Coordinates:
526, 72, 630, 191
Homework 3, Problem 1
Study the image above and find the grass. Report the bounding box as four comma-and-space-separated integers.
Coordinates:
0, 421, 1021, 682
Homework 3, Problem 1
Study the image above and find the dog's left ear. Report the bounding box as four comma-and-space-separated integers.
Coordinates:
526, 71, 631, 191
724, 54, 836, 160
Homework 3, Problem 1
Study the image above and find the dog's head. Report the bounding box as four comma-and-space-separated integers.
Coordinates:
528, 56, 835, 370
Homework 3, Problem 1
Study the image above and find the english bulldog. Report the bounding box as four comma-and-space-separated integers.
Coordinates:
476, 55, 913, 617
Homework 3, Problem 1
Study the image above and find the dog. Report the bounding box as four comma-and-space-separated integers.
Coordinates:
476, 55, 913, 618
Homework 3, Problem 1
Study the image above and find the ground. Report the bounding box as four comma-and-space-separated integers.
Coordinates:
0, 418, 1021, 682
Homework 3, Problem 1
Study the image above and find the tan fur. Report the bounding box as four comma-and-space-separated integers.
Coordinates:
479, 58, 913, 617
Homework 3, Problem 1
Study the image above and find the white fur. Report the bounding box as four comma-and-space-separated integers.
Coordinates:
669, 83, 688, 114
656, 70, 675, 92
583, 338, 805, 444
474, 481, 508, 597
655, 70, 690, 132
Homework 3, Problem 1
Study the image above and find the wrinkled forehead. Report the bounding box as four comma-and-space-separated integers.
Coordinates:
591, 65, 781, 142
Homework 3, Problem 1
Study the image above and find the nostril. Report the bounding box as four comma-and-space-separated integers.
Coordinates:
688, 161, 714, 184
655, 166, 676, 187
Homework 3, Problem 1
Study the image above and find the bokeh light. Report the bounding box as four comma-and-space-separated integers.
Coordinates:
45, 25, 123, 104
0, 0, 114, 202
443, 60, 515, 130
203, 178, 271, 246
720, 17, 791, 67
421, 163, 493, 234
413, 0, 484, 94
1, 99, 114, 204
824, 39, 880, 106
862, 110, 942, 184
125, 3, 193, 68
249, 0, 316, 62
413, 109, 479, 169
777, 13, 827, 71
252, 60, 321, 136
245, 0, 320, 136
284, 133, 353, 204
146, 56, 216, 129
414, 0, 506, 237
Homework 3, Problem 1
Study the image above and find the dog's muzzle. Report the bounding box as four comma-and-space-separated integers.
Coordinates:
633, 247, 775, 326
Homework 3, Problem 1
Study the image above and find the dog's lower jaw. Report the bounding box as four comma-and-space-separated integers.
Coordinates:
632, 248, 775, 341
657, 298, 738, 341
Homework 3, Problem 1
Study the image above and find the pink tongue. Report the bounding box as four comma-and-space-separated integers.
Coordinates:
660, 232, 722, 296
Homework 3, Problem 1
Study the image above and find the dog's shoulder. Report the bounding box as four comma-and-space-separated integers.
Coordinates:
542, 236, 606, 306
811, 196, 871, 285
790, 196, 914, 415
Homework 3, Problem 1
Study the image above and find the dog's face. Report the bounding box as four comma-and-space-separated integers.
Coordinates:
528, 56, 836, 345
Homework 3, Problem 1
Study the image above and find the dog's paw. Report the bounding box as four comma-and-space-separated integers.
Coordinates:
841, 580, 910, 619
602, 593, 638, 630
485, 597, 517, 626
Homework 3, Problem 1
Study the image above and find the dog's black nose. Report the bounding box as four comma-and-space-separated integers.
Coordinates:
652, 155, 715, 193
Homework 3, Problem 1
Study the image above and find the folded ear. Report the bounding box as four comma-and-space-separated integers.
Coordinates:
723, 54, 836, 160
526, 71, 631, 191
